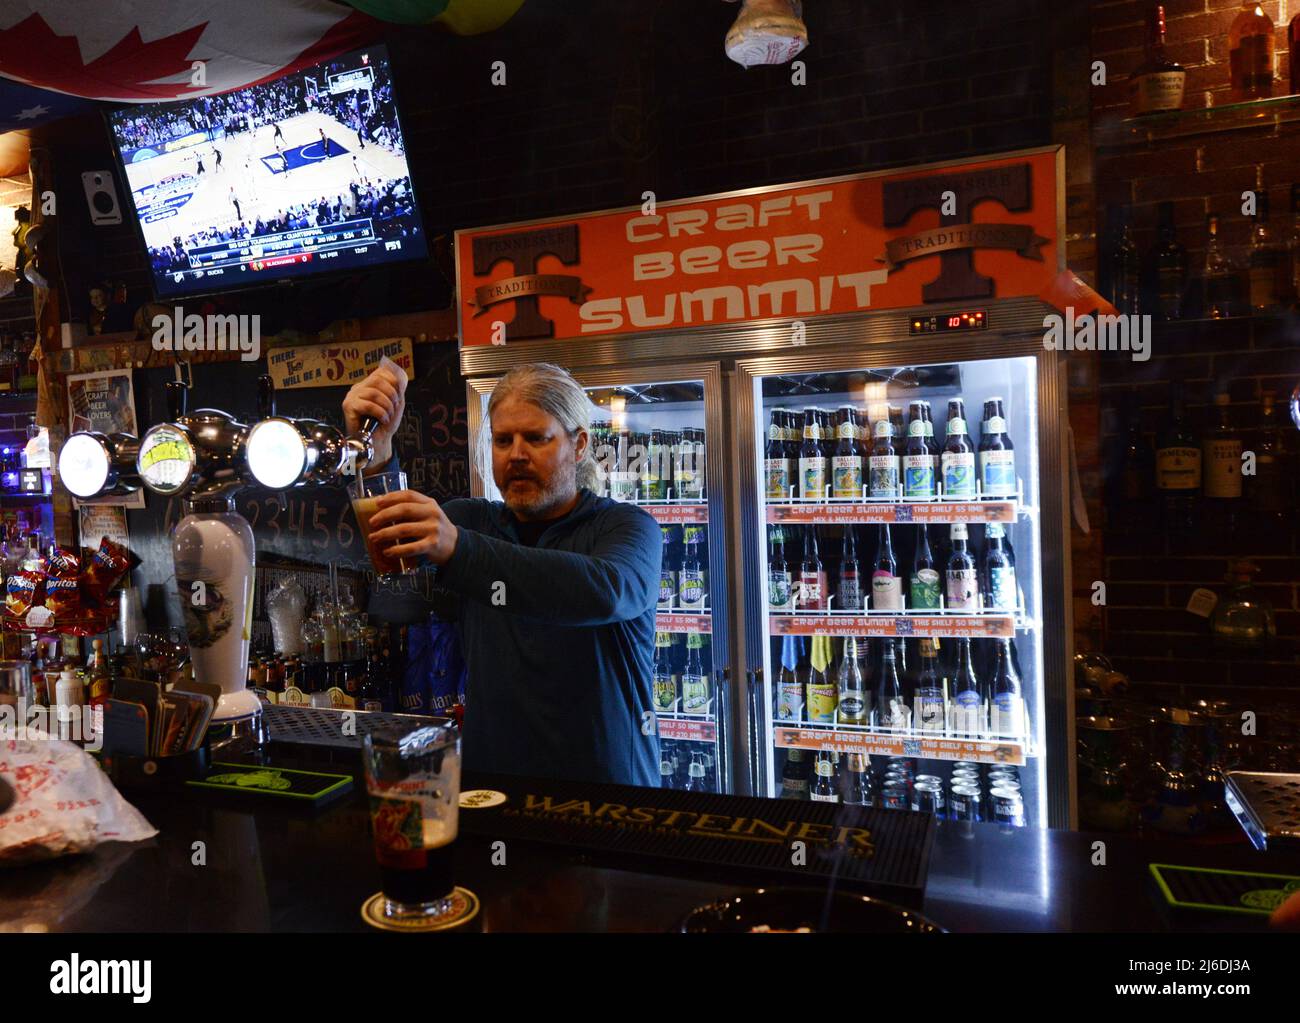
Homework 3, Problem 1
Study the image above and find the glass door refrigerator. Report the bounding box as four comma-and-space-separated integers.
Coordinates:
465, 362, 734, 794
734, 325, 1073, 829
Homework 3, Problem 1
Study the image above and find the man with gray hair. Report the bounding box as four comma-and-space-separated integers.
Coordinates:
343, 361, 662, 787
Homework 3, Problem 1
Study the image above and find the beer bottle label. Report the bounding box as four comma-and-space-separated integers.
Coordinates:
362, 699, 383, 712
837, 693, 866, 722
657, 570, 676, 608
991, 692, 1025, 737
609, 471, 638, 501
942, 451, 977, 497
878, 695, 910, 729
1202, 439, 1243, 498
682, 673, 709, 713
953, 690, 982, 734
908, 419, 926, 438
838, 572, 863, 611
653, 677, 677, 711
988, 566, 1017, 610
948, 417, 968, 437
1156, 446, 1201, 490
281, 685, 307, 706
769, 568, 793, 610
765, 458, 791, 499
799, 457, 827, 499
797, 571, 826, 609
782, 777, 809, 797
838, 420, 856, 440
868, 455, 899, 497
914, 690, 945, 731
903, 454, 936, 497
678, 569, 705, 609
806, 682, 838, 722
946, 568, 979, 610
910, 567, 941, 609
809, 791, 839, 803
778, 681, 804, 720
832, 456, 863, 498
871, 571, 904, 610
980, 449, 1016, 492
1133, 70, 1186, 113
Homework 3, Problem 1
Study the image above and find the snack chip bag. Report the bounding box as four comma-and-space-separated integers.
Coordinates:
81, 537, 131, 606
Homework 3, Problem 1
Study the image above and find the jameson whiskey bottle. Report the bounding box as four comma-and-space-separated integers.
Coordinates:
1156, 382, 1201, 533
799, 408, 827, 500
651, 631, 677, 711
832, 407, 864, 499
1202, 391, 1243, 527
1229, 0, 1275, 102
909, 524, 942, 610
941, 399, 977, 498
765, 409, 792, 499
1131, 4, 1185, 114
903, 400, 937, 498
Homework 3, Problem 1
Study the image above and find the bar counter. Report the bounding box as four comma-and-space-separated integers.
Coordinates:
2, 748, 1296, 934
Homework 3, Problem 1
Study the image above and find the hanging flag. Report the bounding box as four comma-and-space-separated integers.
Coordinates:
0, 74, 88, 133
340, 0, 526, 34
0, 1, 382, 103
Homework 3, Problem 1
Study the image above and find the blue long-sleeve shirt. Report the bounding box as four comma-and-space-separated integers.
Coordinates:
420, 487, 662, 787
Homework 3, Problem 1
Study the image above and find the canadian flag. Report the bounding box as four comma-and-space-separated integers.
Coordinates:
0, 1, 381, 102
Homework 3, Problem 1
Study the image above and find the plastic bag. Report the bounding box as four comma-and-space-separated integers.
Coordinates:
0, 732, 157, 866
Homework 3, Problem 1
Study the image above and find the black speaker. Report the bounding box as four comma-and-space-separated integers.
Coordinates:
81, 170, 122, 226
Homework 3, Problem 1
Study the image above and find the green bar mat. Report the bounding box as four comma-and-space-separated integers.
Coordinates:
186, 762, 353, 805
1149, 862, 1300, 916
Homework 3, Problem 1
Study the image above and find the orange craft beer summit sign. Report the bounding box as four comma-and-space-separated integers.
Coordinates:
455, 148, 1063, 347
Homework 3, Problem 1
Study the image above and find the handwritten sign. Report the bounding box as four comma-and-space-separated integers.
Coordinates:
267, 337, 414, 390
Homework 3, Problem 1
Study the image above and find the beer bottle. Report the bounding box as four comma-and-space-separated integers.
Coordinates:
658, 526, 677, 610
810, 752, 840, 802
784, 410, 801, 465
836, 635, 868, 724
87, 638, 112, 707
681, 632, 709, 713
797, 526, 828, 611
910, 524, 942, 610
628, 432, 650, 501
904, 400, 937, 498
951, 638, 986, 737
768, 526, 794, 611
869, 413, 900, 498
871, 523, 903, 611
643, 429, 664, 500
989, 638, 1026, 739
874, 637, 909, 730
777, 635, 804, 720
978, 397, 1016, 497
765, 409, 792, 499
913, 637, 945, 733
652, 631, 677, 712
837, 526, 863, 611
942, 399, 977, 498
685, 751, 708, 792
678, 526, 706, 610
982, 522, 1018, 611
945, 523, 979, 611
843, 753, 874, 806
660, 752, 676, 789
1156, 382, 1201, 533
799, 408, 827, 500
832, 407, 864, 499
781, 748, 810, 799
805, 634, 837, 723
920, 400, 940, 462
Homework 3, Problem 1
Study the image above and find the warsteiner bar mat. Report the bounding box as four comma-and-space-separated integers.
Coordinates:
459, 773, 934, 907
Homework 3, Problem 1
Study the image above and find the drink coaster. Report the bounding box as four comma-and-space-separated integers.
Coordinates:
360, 887, 480, 932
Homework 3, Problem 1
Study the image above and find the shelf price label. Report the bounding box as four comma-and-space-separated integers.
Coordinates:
773, 726, 1026, 765
645, 503, 709, 525
766, 501, 1015, 525
658, 717, 718, 742
768, 614, 1015, 638
657, 613, 712, 634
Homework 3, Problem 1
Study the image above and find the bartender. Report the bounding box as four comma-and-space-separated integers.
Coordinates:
343, 362, 662, 787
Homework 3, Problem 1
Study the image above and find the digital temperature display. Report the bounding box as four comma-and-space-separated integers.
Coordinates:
910, 310, 988, 334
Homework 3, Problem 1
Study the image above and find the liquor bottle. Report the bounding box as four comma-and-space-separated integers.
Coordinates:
652, 631, 677, 712
941, 399, 977, 498
1202, 391, 1243, 526
909, 524, 942, 610
1152, 201, 1187, 320
768, 526, 794, 611
989, 639, 1026, 740
1203, 213, 1237, 319
810, 753, 840, 802
765, 409, 792, 499
658, 526, 677, 610
781, 748, 810, 799
1110, 205, 1141, 315
871, 523, 903, 611
836, 635, 868, 724
805, 634, 837, 723
1229, 1, 1275, 102
678, 526, 706, 611
945, 523, 979, 611
1112, 391, 1154, 525
951, 638, 985, 738
1250, 390, 1289, 522
1131, 4, 1186, 114
1156, 383, 1201, 533
1248, 191, 1286, 311
1288, 184, 1300, 308
868, 412, 900, 498
978, 397, 1016, 497
684, 752, 708, 792
843, 753, 873, 806
797, 526, 828, 611
837, 525, 863, 611
799, 408, 827, 500
832, 406, 864, 499
681, 632, 709, 713
87, 638, 112, 707
777, 635, 804, 720
903, 400, 937, 498
982, 523, 1018, 612
874, 637, 909, 731
913, 637, 945, 733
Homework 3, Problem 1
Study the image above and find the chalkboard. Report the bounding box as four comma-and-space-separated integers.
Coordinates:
118, 342, 469, 629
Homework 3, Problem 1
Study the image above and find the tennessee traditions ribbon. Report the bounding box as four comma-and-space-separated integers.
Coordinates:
470, 274, 592, 316
878, 223, 1048, 272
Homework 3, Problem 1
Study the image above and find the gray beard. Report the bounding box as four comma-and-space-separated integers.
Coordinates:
502, 472, 577, 521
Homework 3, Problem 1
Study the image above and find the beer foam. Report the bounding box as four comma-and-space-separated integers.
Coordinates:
421, 816, 458, 848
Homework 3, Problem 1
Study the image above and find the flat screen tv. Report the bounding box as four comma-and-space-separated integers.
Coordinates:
108, 44, 428, 299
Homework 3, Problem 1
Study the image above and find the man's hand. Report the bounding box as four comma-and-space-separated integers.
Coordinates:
367, 489, 458, 566
342, 366, 406, 468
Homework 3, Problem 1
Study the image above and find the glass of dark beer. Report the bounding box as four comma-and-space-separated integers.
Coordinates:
361, 721, 461, 922
352, 470, 417, 577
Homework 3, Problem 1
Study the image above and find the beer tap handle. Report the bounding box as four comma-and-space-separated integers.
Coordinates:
165, 380, 188, 419
343, 417, 380, 478
258, 375, 276, 418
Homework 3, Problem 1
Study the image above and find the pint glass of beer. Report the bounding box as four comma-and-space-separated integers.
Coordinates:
352, 470, 416, 577
362, 721, 461, 922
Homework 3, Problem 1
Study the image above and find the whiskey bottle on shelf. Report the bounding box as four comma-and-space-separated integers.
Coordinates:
1202, 391, 1243, 526
1202, 213, 1237, 319
1248, 191, 1287, 311
1109, 204, 1141, 315
1152, 201, 1187, 320
1250, 390, 1290, 524
1229, 1, 1275, 102
1155, 382, 1201, 534
1131, 4, 1185, 115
